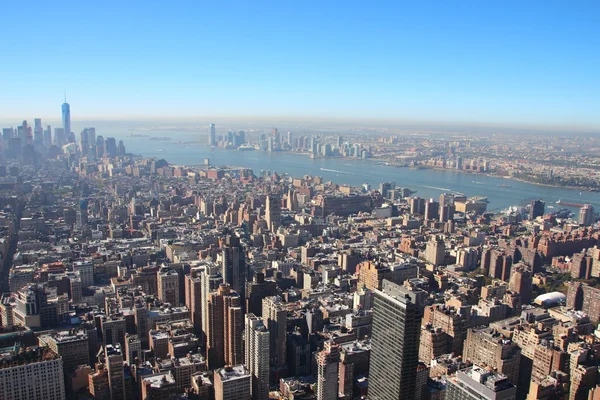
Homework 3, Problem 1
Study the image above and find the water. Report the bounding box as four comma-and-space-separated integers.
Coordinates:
119, 131, 600, 212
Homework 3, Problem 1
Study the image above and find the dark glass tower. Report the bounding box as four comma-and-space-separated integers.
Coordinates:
368, 280, 426, 400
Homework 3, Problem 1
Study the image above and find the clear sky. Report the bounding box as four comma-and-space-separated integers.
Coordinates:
1, 1, 599, 128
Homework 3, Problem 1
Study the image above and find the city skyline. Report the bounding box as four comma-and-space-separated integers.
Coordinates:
1, 1, 599, 128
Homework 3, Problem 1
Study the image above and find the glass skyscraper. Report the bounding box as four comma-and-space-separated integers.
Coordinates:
368, 279, 426, 400
62, 101, 71, 142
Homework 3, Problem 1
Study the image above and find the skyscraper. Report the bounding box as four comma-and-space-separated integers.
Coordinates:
369, 279, 426, 400
245, 313, 270, 400
529, 199, 545, 220
207, 284, 243, 369
209, 123, 216, 146
316, 341, 340, 400
262, 296, 287, 369
62, 99, 71, 143
222, 235, 247, 301
579, 204, 595, 226
265, 194, 281, 232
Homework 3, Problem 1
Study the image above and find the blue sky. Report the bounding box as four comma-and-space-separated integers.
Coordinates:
1, 1, 599, 128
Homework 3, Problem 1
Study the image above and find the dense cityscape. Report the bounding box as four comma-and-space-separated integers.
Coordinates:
0, 99, 598, 400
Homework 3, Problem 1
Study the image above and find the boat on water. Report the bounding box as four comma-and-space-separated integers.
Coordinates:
497, 184, 511, 188
556, 199, 584, 207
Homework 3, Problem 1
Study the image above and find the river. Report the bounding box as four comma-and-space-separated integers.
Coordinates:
117, 131, 600, 213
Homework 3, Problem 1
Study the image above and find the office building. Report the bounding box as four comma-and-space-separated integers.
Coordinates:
207, 284, 243, 369
529, 199, 545, 220
316, 341, 340, 400
39, 329, 89, 379
185, 270, 203, 336
579, 204, 595, 226
222, 235, 247, 300
463, 327, 521, 385
446, 366, 516, 400
262, 295, 287, 369
214, 365, 251, 400
103, 344, 126, 400
425, 235, 446, 266
62, 100, 71, 141
0, 345, 65, 400
245, 272, 277, 317
73, 260, 94, 288
157, 267, 180, 306
368, 279, 426, 400
245, 313, 270, 400
208, 123, 216, 146
265, 194, 281, 232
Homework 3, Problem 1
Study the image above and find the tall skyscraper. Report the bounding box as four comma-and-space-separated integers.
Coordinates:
209, 123, 216, 146
579, 204, 595, 226
262, 296, 287, 369
529, 199, 545, 220
316, 341, 340, 400
102, 344, 126, 400
185, 269, 204, 337
222, 235, 247, 301
245, 313, 270, 400
207, 284, 243, 369
54, 127, 65, 146
157, 267, 180, 305
369, 279, 426, 400
265, 194, 281, 232
62, 99, 71, 143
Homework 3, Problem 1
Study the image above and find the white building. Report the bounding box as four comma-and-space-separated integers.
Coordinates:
0, 346, 65, 400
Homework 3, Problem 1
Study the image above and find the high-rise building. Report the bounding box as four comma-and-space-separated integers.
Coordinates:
54, 127, 65, 147
245, 272, 277, 316
44, 125, 52, 148
62, 100, 71, 142
185, 270, 203, 337
529, 199, 545, 220
200, 264, 223, 343
214, 365, 251, 400
245, 313, 270, 400
446, 366, 516, 400
39, 330, 90, 380
409, 197, 426, 215
0, 345, 65, 400
440, 204, 455, 223
103, 344, 126, 400
73, 260, 94, 288
207, 284, 243, 369
425, 235, 446, 266
262, 296, 287, 369
424, 200, 440, 221
265, 194, 281, 232
508, 263, 533, 304
316, 341, 340, 400
463, 326, 521, 385
369, 279, 426, 400
157, 267, 180, 306
209, 123, 216, 146
222, 235, 247, 301
579, 204, 595, 226
33, 118, 43, 147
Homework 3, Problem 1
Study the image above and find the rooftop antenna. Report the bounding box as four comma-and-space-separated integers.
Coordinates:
64, 90, 67, 103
